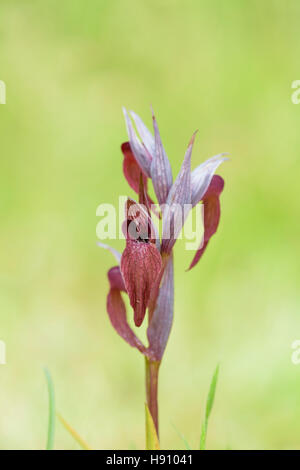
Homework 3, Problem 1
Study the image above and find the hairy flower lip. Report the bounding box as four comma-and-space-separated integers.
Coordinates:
120, 239, 162, 327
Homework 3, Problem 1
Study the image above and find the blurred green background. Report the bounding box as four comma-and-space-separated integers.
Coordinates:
1, 0, 300, 450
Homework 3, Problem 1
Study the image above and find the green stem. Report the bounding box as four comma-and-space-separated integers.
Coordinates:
145, 357, 160, 437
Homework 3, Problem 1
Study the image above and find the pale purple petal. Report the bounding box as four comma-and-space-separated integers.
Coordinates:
130, 110, 155, 157
123, 107, 152, 177
191, 153, 228, 207
150, 111, 173, 206
161, 133, 196, 253
147, 254, 174, 361
97, 242, 121, 264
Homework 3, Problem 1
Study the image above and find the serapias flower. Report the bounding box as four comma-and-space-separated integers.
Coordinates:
99, 107, 228, 437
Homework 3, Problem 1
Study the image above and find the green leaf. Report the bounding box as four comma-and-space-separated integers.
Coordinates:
145, 403, 160, 450
57, 413, 92, 450
44, 368, 55, 450
171, 422, 191, 450
200, 363, 220, 450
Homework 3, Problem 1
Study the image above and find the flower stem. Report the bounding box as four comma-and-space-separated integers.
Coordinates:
145, 357, 160, 437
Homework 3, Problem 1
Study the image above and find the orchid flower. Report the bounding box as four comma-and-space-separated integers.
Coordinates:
99, 108, 227, 439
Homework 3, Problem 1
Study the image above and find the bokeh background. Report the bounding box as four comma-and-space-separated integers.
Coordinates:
1, 0, 300, 450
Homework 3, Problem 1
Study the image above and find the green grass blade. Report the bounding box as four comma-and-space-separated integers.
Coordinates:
205, 363, 220, 421
44, 368, 55, 450
171, 422, 191, 450
57, 413, 93, 450
199, 422, 207, 450
200, 363, 220, 450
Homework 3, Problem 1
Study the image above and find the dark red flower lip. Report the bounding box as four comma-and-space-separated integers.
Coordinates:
120, 239, 162, 327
